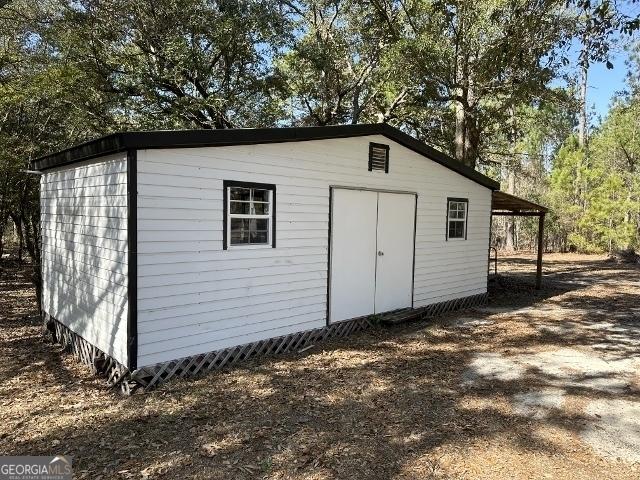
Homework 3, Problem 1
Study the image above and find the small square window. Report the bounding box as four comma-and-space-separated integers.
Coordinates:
230, 187, 251, 201
224, 181, 276, 249
446, 198, 468, 240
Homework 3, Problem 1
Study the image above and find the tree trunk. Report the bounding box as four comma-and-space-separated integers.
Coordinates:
464, 63, 479, 167
575, 21, 591, 220
351, 84, 361, 124
577, 61, 588, 149
21, 210, 41, 312
453, 8, 472, 167
453, 65, 479, 168
609, 216, 613, 253
577, 8, 591, 151
453, 89, 479, 168
505, 171, 517, 251
505, 108, 518, 251
455, 97, 466, 163
9, 212, 23, 262
0, 212, 7, 259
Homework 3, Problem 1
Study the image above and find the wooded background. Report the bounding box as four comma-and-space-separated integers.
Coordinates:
1, 0, 639, 294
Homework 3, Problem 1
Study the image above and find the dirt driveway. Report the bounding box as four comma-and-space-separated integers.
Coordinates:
0, 253, 638, 479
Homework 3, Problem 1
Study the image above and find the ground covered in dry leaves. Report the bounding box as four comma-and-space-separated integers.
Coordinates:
1, 253, 639, 479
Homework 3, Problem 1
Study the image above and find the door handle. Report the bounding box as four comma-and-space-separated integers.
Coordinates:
378, 251, 384, 256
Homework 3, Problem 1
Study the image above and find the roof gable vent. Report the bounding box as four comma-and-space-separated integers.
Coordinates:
368, 142, 389, 173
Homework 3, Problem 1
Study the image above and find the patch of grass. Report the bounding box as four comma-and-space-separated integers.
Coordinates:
260, 457, 272, 473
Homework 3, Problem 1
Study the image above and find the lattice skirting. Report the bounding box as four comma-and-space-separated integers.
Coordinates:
382, 292, 489, 324
43, 312, 132, 394
132, 292, 488, 390
42, 292, 488, 393
132, 316, 373, 390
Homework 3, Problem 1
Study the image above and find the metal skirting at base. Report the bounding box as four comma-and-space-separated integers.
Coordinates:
43, 291, 488, 393
44, 312, 133, 394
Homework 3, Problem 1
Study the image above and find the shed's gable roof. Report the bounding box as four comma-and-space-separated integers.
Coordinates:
32, 124, 499, 190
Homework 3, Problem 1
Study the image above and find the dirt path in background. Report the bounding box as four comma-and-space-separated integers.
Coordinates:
0, 253, 639, 479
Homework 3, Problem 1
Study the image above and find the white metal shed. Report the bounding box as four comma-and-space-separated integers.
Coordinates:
33, 124, 500, 391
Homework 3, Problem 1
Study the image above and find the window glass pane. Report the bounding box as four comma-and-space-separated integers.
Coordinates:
449, 201, 466, 220
230, 187, 251, 201
250, 230, 268, 243
448, 220, 464, 239
251, 218, 269, 232
230, 231, 248, 244
252, 202, 269, 215
458, 203, 466, 217
252, 189, 270, 202
230, 218, 250, 244
230, 217, 270, 245
230, 201, 250, 214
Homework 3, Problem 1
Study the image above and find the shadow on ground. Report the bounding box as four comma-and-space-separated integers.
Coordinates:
0, 253, 638, 479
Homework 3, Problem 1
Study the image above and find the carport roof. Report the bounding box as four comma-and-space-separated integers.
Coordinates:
492, 191, 548, 215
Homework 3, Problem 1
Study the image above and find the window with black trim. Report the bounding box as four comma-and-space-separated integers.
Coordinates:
224, 181, 276, 249
446, 198, 468, 240
368, 142, 389, 172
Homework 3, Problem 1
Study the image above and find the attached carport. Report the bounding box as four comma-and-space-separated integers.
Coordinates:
491, 191, 548, 289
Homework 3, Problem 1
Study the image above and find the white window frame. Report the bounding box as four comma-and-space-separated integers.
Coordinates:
446, 198, 468, 241
224, 182, 275, 249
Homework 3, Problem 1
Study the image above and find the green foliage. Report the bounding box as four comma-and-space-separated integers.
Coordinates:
1, 0, 639, 278
61, 0, 291, 129
546, 96, 640, 252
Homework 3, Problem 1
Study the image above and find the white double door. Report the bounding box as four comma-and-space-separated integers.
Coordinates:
329, 188, 416, 323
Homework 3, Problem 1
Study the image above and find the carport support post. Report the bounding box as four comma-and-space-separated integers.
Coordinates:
536, 213, 545, 290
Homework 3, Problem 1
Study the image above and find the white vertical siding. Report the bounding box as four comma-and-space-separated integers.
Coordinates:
136, 135, 491, 367
41, 153, 129, 366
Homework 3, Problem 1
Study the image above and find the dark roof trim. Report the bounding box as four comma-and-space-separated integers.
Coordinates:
32, 123, 500, 190
126, 149, 138, 372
